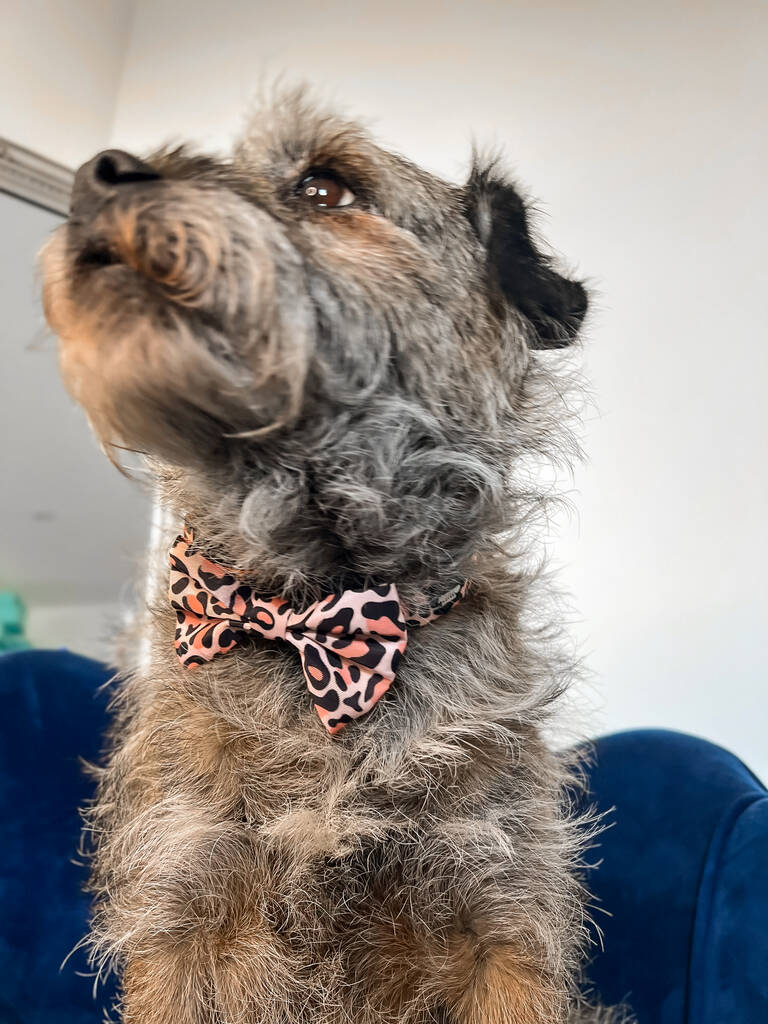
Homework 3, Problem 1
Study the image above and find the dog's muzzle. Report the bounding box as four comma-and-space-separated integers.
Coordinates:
69, 164, 228, 309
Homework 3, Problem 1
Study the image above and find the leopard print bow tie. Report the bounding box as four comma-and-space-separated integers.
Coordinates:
169, 527, 468, 735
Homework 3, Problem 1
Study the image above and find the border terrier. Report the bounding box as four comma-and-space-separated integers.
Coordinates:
42, 88, 625, 1024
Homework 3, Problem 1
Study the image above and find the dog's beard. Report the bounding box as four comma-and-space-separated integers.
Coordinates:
41, 186, 312, 465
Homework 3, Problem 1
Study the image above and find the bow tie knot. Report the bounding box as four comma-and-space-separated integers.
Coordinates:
169, 527, 467, 734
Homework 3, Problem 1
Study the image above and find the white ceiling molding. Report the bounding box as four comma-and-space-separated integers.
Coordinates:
0, 138, 73, 216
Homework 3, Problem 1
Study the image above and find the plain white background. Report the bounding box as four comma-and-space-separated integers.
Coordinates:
2, 0, 766, 773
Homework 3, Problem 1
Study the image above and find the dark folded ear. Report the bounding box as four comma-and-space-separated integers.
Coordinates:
465, 163, 588, 348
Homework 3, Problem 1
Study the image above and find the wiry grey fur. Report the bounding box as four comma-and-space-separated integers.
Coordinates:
42, 89, 629, 1024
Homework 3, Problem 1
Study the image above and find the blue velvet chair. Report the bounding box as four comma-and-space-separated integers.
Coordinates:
1, 649, 766, 1022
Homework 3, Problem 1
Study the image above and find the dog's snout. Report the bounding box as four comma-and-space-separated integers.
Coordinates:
70, 149, 161, 219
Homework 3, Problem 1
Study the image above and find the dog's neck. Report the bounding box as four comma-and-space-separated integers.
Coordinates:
172, 518, 473, 613
153, 433, 502, 610
160, 487, 480, 612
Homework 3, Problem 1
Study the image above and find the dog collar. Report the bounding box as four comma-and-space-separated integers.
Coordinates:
169, 526, 469, 735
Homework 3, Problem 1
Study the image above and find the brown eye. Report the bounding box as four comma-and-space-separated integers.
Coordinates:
299, 172, 355, 209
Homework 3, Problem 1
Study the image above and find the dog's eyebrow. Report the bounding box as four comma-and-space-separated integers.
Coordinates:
286, 142, 383, 190
239, 109, 390, 188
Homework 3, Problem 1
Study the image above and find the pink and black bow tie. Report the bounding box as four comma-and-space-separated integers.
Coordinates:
169, 527, 468, 735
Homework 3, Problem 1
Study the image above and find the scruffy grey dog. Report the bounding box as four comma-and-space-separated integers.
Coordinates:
42, 90, 623, 1024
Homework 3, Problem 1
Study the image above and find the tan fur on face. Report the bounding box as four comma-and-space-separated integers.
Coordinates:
309, 209, 443, 294
110, 208, 219, 306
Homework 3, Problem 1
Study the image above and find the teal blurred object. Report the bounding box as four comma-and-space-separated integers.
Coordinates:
0, 592, 30, 651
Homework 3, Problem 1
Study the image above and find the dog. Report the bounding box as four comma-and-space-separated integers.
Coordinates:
42, 88, 625, 1024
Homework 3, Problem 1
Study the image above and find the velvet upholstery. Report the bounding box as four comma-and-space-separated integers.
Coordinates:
1, 649, 766, 1022
0, 650, 116, 1023
577, 729, 768, 1022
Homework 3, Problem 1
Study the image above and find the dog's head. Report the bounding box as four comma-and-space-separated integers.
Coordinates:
42, 90, 587, 596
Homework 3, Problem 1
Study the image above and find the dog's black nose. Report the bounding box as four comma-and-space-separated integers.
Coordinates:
70, 149, 161, 218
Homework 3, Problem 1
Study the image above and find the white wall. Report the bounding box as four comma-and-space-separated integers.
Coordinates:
0, 0, 134, 168
1, 8, 146, 667
108, 0, 767, 774
26, 602, 124, 662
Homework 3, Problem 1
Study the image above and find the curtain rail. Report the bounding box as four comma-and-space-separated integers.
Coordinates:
0, 138, 73, 216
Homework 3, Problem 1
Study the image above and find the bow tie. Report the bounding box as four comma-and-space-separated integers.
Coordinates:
169, 527, 468, 735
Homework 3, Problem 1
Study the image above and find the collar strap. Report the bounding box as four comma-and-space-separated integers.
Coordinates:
169, 527, 469, 735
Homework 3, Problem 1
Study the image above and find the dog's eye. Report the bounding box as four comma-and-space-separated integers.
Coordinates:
298, 172, 355, 209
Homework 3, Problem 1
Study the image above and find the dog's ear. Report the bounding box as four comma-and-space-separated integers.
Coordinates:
464, 164, 587, 348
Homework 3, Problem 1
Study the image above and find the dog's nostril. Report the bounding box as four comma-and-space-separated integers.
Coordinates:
95, 155, 119, 185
